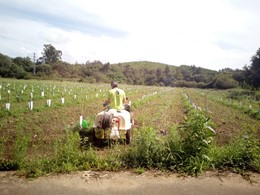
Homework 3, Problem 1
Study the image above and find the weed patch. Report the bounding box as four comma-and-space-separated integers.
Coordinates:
122, 127, 166, 169
211, 130, 260, 172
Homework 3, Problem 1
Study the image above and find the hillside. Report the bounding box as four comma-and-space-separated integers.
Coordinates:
0, 52, 237, 89
117, 61, 176, 70
108, 61, 222, 88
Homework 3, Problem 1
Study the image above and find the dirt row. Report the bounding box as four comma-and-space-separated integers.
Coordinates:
133, 88, 186, 134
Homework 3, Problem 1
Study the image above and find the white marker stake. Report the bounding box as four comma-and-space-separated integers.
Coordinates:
6, 103, 10, 110
61, 98, 65, 104
47, 99, 51, 107
80, 115, 83, 128
74, 94, 77, 100
41, 91, 44, 97
28, 101, 33, 110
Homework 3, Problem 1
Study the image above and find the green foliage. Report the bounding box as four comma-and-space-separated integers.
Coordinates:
20, 128, 123, 177
0, 80, 259, 177
212, 130, 260, 172
173, 80, 201, 88
207, 89, 260, 120
123, 127, 166, 169
54, 130, 83, 168
21, 130, 86, 177
0, 53, 29, 79
0, 51, 231, 88
131, 94, 159, 109
11, 134, 31, 169
248, 48, 260, 89
122, 108, 216, 175
10, 63, 29, 79
0, 53, 13, 77
13, 57, 33, 72
133, 167, 145, 174
0, 130, 30, 171
234, 48, 260, 89
41, 44, 62, 64
213, 74, 238, 89
227, 89, 260, 100
36, 64, 53, 76
177, 111, 216, 174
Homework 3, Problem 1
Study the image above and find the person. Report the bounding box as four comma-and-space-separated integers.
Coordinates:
104, 81, 126, 110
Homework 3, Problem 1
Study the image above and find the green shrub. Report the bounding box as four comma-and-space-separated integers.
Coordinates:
164, 127, 182, 170
213, 75, 238, 89
177, 111, 216, 175
52, 129, 86, 172
122, 127, 166, 169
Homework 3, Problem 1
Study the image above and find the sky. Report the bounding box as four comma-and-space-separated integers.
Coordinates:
0, 0, 259, 71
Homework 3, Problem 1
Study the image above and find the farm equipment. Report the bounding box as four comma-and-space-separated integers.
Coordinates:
92, 108, 133, 145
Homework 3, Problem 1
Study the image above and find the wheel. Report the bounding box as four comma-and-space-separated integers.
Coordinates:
126, 128, 132, 144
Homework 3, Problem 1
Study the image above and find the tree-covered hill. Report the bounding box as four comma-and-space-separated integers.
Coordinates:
119, 61, 174, 70
1, 44, 259, 89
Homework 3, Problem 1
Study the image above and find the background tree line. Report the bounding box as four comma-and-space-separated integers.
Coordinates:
0, 44, 259, 90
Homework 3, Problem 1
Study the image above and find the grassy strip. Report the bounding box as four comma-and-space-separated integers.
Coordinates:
212, 96, 260, 119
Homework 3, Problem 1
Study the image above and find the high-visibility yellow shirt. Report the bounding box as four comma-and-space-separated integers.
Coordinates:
108, 87, 126, 110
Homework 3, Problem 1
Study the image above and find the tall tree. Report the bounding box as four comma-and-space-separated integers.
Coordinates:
249, 48, 260, 89
41, 44, 62, 64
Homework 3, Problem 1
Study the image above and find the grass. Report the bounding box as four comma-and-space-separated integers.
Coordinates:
1, 109, 259, 177
0, 80, 259, 177
183, 88, 260, 145
211, 130, 260, 172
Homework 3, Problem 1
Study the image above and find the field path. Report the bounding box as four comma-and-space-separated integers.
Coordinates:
133, 88, 185, 134
1, 171, 259, 195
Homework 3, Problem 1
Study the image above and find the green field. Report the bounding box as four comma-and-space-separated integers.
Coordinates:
0, 79, 259, 177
